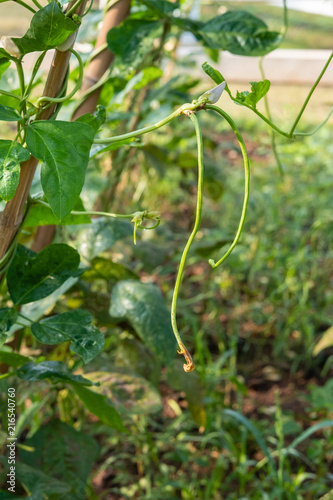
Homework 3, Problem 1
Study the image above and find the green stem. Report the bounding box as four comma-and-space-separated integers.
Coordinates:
30, 0, 42, 9
170, 112, 204, 373
16, 311, 33, 323
259, 57, 284, 176
65, 0, 85, 17
36, 49, 83, 106
93, 102, 199, 145
289, 50, 333, 136
15, 0, 36, 13
34, 199, 133, 219
206, 105, 250, 269
0, 90, 21, 101
293, 105, 333, 137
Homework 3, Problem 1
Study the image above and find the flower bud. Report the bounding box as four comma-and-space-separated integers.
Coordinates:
199, 82, 226, 104
1, 36, 20, 58
56, 33, 77, 52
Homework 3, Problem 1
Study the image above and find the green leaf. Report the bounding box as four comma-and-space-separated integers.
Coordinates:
7, 244, 81, 305
76, 218, 132, 259
17, 361, 94, 385
0, 59, 10, 80
84, 370, 162, 415
12, 2, 78, 55
0, 104, 21, 121
202, 61, 224, 85
199, 10, 282, 56
107, 19, 163, 73
20, 419, 99, 500
26, 121, 94, 220
236, 80, 271, 109
0, 350, 31, 368
71, 382, 126, 431
82, 257, 139, 283
31, 310, 105, 364
0, 140, 30, 201
24, 197, 91, 227
109, 280, 176, 364
15, 462, 71, 497
139, 0, 179, 15
0, 308, 18, 347
75, 105, 106, 134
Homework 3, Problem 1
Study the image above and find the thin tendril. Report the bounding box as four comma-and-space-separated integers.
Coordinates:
170, 111, 204, 373
36, 49, 83, 106
205, 105, 250, 269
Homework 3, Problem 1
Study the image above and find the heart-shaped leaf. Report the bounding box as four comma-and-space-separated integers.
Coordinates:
199, 10, 282, 56
0, 140, 30, 201
109, 280, 176, 364
7, 244, 81, 305
26, 121, 94, 220
12, 2, 78, 55
31, 310, 105, 364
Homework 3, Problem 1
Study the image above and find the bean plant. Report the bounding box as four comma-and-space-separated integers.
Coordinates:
0, 0, 332, 498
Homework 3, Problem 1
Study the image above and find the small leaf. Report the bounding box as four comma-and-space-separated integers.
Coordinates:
71, 382, 126, 431
0, 308, 18, 347
202, 61, 224, 85
75, 105, 106, 134
31, 310, 105, 364
199, 10, 282, 56
236, 80, 271, 108
0, 104, 21, 121
313, 325, 333, 356
24, 197, 91, 227
12, 2, 78, 55
0, 59, 10, 79
109, 280, 176, 364
26, 121, 94, 220
7, 244, 81, 305
0, 140, 30, 201
17, 361, 94, 385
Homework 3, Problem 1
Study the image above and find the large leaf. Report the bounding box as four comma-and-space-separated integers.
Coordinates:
199, 10, 282, 56
140, 0, 179, 15
76, 218, 132, 259
84, 370, 162, 415
17, 361, 94, 386
13, 2, 78, 55
24, 197, 91, 227
236, 80, 271, 109
0, 104, 21, 121
20, 420, 99, 500
109, 280, 176, 364
107, 19, 163, 73
7, 244, 81, 305
82, 257, 139, 283
26, 121, 94, 220
15, 462, 71, 497
0, 140, 30, 201
0, 308, 18, 347
71, 382, 126, 431
31, 310, 105, 364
